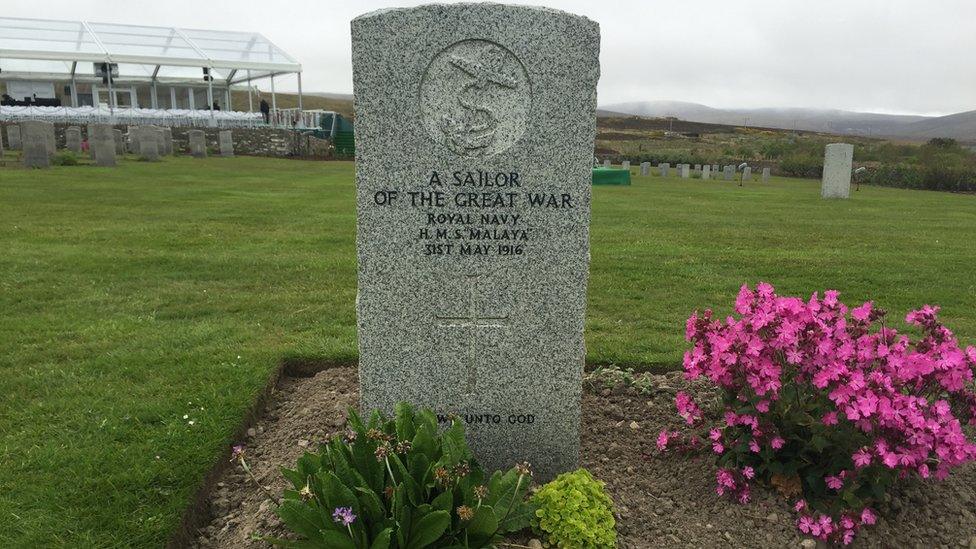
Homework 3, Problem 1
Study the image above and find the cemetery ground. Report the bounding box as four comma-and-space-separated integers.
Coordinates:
2, 154, 976, 546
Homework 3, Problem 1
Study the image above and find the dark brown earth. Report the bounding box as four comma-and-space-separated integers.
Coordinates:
190, 366, 976, 549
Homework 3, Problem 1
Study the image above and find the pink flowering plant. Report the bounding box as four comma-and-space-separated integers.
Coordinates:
659, 282, 976, 544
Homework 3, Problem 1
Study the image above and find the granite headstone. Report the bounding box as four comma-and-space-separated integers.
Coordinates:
219, 130, 234, 157
137, 127, 160, 161
162, 127, 174, 155
6, 125, 21, 150
65, 127, 82, 153
723, 164, 734, 180
762, 167, 770, 183
91, 124, 117, 167
21, 121, 53, 168
821, 143, 853, 199
188, 130, 207, 158
701, 164, 711, 180
353, 3, 599, 480
640, 162, 649, 176
113, 129, 125, 156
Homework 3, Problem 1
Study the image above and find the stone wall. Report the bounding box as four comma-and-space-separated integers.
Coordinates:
0, 121, 334, 159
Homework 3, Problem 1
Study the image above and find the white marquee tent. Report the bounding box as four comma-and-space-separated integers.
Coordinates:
0, 16, 305, 126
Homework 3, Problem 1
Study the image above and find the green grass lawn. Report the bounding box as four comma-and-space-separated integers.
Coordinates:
1, 155, 974, 546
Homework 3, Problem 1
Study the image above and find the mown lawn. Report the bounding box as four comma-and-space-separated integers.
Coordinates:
1, 155, 974, 546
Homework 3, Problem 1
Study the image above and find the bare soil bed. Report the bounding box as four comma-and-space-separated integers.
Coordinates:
189, 366, 976, 548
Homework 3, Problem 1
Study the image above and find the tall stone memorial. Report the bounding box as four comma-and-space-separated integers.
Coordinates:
723, 164, 734, 180
6, 125, 21, 150
352, 4, 599, 480
136, 127, 160, 161
65, 127, 82, 153
219, 130, 234, 157
188, 130, 207, 158
821, 143, 853, 199
91, 124, 117, 167
113, 129, 125, 156
701, 164, 711, 180
762, 167, 770, 183
162, 127, 174, 156
21, 121, 53, 168
742, 166, 752, 182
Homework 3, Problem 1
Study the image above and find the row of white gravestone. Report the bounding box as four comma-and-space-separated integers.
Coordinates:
4, 123, 235, 167
616, 160, 772, 183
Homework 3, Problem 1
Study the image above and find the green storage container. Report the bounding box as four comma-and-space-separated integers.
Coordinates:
592, 167, 631, 186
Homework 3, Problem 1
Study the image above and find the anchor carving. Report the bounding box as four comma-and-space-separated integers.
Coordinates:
439, 46, 519, 155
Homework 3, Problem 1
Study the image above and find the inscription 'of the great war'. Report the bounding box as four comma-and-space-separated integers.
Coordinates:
370, 170, 577, 257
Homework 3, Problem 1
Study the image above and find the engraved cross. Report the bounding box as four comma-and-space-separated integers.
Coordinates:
436, 274, 509, 396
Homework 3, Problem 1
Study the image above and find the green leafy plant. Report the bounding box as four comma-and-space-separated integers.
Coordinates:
52, 150, 79, 166
531, 469, 616, 549
275, 403, 535, 548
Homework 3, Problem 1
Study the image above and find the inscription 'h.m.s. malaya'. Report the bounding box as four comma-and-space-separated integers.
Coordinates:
370, 170, 577, 257
420, 40, 530, 158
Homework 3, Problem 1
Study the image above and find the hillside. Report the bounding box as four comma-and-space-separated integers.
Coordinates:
229, 90, 354, 118
897, 110, 976, 141
601, 100, 930, 138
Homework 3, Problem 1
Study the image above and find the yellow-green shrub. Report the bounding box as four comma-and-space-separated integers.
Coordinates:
531, 468, 616, 549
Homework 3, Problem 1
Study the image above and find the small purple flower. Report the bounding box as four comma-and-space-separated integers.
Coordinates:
332, 506, 356, 526
230, 445, 245, 462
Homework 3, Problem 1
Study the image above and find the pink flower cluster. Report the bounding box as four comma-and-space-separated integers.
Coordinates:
673, 283, 976, 544
795, 500, 876, 545
715, 467, 752, 503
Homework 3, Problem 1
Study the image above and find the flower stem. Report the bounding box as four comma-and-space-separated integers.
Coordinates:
240, 457, 281, 505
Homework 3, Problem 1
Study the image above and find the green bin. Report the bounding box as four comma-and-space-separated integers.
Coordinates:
592, 167, 631, 186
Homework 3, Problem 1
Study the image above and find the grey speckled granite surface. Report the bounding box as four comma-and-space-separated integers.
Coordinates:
352, 3, 600, 481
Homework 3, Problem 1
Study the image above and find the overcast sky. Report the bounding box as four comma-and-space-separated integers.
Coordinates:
6, 0, 976, 115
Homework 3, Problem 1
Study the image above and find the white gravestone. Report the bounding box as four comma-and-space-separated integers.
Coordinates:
91, 124, 117, 167
821, 143, 853, 199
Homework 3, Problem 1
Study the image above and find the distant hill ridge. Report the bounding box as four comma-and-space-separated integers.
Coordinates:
599, 100, 976, 142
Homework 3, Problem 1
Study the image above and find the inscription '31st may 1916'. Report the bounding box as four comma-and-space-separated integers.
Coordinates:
371, 170, 577, 257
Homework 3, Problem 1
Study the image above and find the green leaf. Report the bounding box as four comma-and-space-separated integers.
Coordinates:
355, 486, 386, 525
369, 528, 393, 549
395, 402, 417, 442
405, 509, 451, 549
347, 408, 367, 434
275, 500, 325, 541
431, 489, 453, 513
440, 423, 470, 466
321, 470, 359, 512
466, 505, 498, 537
412, 424, 436, 461
319, 530, 358, 549
496, 499, 536, 533
281, 467, 306, 491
